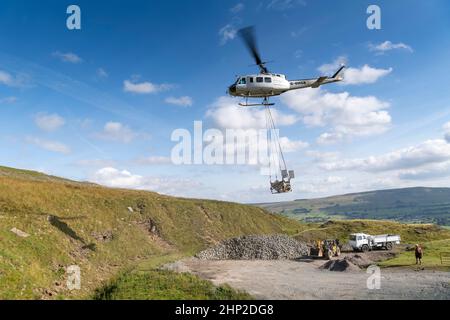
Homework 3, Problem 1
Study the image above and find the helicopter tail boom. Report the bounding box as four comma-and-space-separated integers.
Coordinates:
288, 65, 345, 90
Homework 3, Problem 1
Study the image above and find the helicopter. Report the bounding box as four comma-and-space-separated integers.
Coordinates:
226, 26, 345, 194
227, 26, 345, 107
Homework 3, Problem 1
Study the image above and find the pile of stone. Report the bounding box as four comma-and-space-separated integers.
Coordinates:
343, 254, 374, 268
320, 259, 360, 272
196, 234, 310, 260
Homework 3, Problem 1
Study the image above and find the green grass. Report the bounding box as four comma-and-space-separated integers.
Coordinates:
258, 187, 450, 226
0, 165, 302, 299
379, 239, 450, 270
293, 219, 450, 245
282, 211, 347, 223
93, 270, 252, 300
2, 165, 450, 299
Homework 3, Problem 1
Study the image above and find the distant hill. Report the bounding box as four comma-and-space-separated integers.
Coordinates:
257, 187, 450, 226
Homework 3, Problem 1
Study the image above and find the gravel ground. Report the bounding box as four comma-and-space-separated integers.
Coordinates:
165, 258, 450, 300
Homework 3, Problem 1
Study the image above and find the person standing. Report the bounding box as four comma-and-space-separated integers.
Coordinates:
415, 244, 423, 265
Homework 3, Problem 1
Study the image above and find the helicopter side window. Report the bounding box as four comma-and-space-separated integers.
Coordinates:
238, 78, 246, 85
264, 77, 272, 83
249, 77, 254, 83
256, 77, 263, 83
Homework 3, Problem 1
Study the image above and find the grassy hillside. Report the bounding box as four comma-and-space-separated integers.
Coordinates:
2, 166, 450, 299
0, 166, 302, 299
379, 239, 450, 270
258, 187, 450, 226
292, 220, 450, 245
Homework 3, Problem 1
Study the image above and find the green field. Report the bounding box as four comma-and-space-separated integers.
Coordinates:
291, 219, 450, 245
258, 187, 450, 226
94, 269, 252, 300
379, 239, 450, 270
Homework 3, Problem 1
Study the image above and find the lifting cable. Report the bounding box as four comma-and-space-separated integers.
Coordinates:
264, 105, 288, 182
264, 106, 274, 182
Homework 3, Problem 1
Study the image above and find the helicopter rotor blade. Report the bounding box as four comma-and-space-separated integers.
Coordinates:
238, 26, 268, 73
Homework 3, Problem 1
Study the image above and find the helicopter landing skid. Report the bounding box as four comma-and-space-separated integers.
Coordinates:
239, 102, 275, 107
239, 97, 274, 107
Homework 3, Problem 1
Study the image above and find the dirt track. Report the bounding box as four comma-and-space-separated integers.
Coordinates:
165, 257, 450, 300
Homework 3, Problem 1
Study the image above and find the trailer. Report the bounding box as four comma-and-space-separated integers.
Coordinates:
348, 233, 401, 252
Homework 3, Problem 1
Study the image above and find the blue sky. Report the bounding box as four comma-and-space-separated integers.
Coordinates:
1, 0, 450, 202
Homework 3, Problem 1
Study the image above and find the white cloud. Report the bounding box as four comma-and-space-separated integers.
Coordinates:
52, 51, 83, 63
267, 0, 306, 11
203, 98, 305, 169
95, 122, 137, 143
318, 56, 348, 75
306, 150, 340, 162
34, 113, 65, 132
0, 70, 29, 88
343, 65, 392, 85
135, 156, 172, 165
325, 176, 344, 184
291, 27, 308, 38
369, 41, 413, 54
443, 122, 450, 143
320, 139, 450, 172
279, 137, 309, 152
123, 79, 172, 94
0, 70, 14, 86
74, 159, 116, 168
92, 167, 142, 188
295, 175, 345, 194
398, 161, 450, 180
206, 96, 298, 129
77, 118, 93, 129
91, 167, 201, 195
96, 68, 108, 78
219, 24, 238, 45
293, 49, 303, 58
318, 57, 392, 85
230, 3, 244, 13
200, 127, 305, 167
26, 137, 71, 154
316, 132, 345, 145
443, 122, 450, 131
165, 96, 193, 107
281, 88, 391, 143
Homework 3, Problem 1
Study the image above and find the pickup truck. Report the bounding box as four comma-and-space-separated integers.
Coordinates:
348, 233, 401, 252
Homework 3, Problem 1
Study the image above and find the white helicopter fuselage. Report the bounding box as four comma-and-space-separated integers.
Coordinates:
228, 69, 344, 99
231, 73, 290, 98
